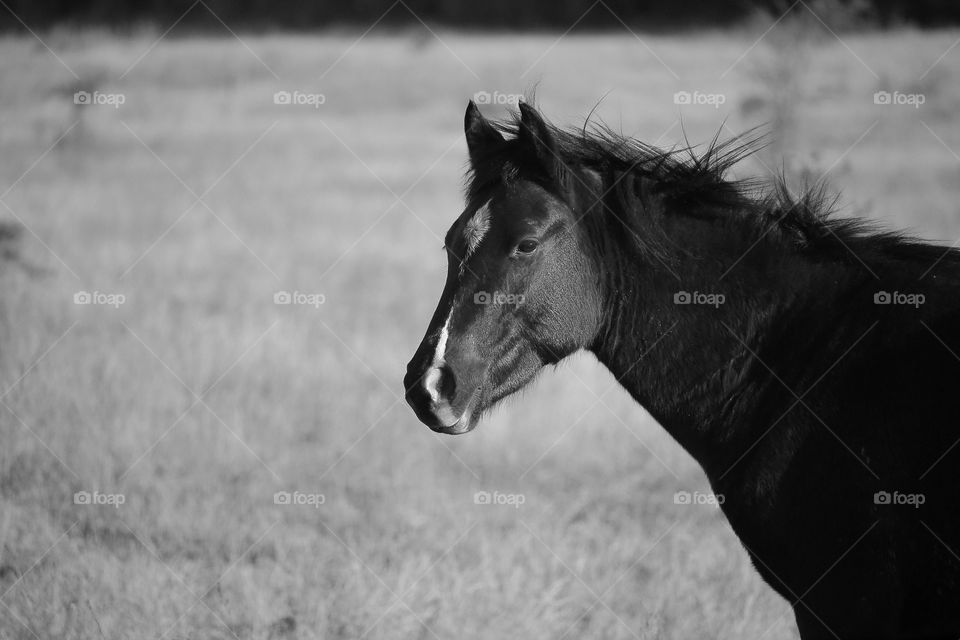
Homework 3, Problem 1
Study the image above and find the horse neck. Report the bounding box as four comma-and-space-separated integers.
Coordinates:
585, 205, 860, 462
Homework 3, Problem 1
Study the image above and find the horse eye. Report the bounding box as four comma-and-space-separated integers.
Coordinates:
515, 239, 539, 255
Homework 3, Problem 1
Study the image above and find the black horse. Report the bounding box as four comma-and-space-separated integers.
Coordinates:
404, 101, 960, 639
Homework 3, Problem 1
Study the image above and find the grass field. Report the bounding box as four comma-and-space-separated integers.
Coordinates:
1, 19, 959, 639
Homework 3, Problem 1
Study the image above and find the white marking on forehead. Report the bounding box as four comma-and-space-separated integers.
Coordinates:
463, 201, 491, 261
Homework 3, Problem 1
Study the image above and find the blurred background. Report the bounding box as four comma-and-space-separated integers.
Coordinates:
0, 1, 958, 638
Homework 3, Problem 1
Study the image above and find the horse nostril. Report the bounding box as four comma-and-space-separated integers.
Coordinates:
424, 368, 441, 403
424, 364, 456, 404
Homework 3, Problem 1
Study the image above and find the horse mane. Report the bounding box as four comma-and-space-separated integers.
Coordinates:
465, 108, 960, 270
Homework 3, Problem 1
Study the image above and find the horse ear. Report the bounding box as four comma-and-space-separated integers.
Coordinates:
465, 100, 504, 165
518, 102, 558, 177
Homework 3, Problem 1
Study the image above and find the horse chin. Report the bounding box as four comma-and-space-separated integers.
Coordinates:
431, 419, 474, 435
430, 388, 483, 435
429, 408, 477, 435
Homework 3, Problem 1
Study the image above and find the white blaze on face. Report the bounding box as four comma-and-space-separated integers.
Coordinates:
424, 309, 452, 402
425, 201, 491, 402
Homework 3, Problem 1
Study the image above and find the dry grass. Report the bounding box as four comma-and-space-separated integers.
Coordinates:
0, 23, 959, 639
